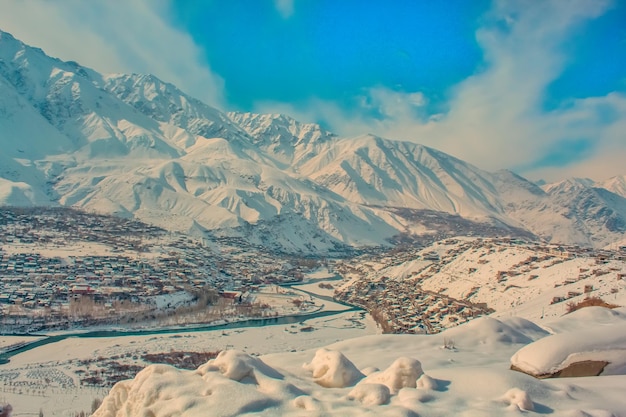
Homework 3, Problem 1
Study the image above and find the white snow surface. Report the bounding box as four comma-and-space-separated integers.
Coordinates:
598, 174, 626, 198
0, 29, 625, 251
511, 308, 626, 376
2, 303, 626, 416
82, 309, 626, 416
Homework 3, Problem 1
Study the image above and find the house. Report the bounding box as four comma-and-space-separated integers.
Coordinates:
221, 291, 242, 300
423, 252, 440, 261
70, 284, 94, 299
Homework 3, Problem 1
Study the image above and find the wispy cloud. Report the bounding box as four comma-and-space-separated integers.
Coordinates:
257, 0, 625, 181
274, 0, 295, 19
0, 0, 622, 181
0, 0, 225, 108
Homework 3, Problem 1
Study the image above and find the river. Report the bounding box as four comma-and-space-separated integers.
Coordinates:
0, 283, 360, 363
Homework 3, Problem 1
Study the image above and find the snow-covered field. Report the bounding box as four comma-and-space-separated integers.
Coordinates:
2, 305, 626, 416
87, 306, 625, 416
0, 310, 378, 416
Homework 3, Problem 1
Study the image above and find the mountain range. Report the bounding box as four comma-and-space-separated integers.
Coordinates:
0, 29, 624, 253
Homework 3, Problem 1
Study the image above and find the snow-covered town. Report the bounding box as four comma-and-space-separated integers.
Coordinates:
335, 276, 493, 334
1, 3, 626, 415
2, 208, 625, 339
0, 208, 325, 333
335, 237, 626, 332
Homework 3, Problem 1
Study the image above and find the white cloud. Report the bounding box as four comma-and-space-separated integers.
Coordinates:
424, 0, 616, 176
274, 0, 295, 18
0, 0, 224, 108
258, 0, 624, 182
526, 93, 626, 181
0, 0, 621, 182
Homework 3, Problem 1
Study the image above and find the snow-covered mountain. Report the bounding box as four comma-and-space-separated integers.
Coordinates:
473, 174, 626, 248
538, 179, 626, 247
0, 29, 624, 251
598, 175, 626, 198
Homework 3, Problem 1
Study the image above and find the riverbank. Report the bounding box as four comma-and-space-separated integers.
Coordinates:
0, 274, 378, 416
0, 282, 359, 361
0, 309, 378, 416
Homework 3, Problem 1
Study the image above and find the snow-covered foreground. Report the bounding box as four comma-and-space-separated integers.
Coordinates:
89, 306, 626, 416
0, 311, 377, 416
2, 299, 626, 416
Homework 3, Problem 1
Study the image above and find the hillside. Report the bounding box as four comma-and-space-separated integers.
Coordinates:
334, 237, 626, 330
0, 29, 625, 252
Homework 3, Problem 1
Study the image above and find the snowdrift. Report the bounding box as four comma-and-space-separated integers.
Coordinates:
92, 309, 626, 416
511, 321, 626, 378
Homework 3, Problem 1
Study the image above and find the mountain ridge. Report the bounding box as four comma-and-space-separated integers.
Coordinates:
0, 29, 624, 252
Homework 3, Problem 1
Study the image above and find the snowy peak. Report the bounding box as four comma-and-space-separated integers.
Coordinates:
228, 112, 335, 146
299, 134, 504, 219
0, 29, 624, 250
104, 73, 245, 142
0, 29, 189, 160
542, 177, 595, 195
598, 175, 626, 198
0, 29, 102, 99
227, 111, 336, 167
540, 177, 626, 244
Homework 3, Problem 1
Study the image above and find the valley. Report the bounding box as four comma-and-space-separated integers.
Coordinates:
0, 27, 625, 417
1, 206, 624, 341
0, 207, 338, 335
0, 29, 625, 254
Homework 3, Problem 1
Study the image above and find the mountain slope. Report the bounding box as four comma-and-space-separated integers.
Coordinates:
598, 175, 626, 198
299, 135, 506, 218
228, 111, 337, 169
0, 31, 185, 161
536, 179, 626, 247
0, 29, 624, 251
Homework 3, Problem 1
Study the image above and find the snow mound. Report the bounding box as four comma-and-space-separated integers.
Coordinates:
77, 312, 626, 416
444, 316, 543, 347
196, 349, 282, 382
302, 348, 364, 388
511, 322, 626, 377
292, 395, 319, 411
500, 387, 534, 411
498, 316, 551, 340
94, 351, 295, 417
93, 363, 275, 417
543, 306, 626, 334
416, 374, 438, 390
361, 357, 423, 394
347, 383, 391, 406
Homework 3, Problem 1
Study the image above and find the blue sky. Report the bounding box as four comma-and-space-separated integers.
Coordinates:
167, 1, 488, 112
0, 0, 624, 181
